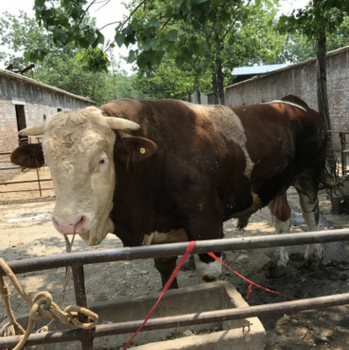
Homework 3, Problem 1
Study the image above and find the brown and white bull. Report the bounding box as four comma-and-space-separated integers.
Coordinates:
11, 95, 329, 286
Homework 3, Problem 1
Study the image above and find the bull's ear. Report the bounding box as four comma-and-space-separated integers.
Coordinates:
116, 136, 157, 162
11, 143, 45, 168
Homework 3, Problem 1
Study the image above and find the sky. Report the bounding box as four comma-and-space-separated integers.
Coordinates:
0, 0, 307, 72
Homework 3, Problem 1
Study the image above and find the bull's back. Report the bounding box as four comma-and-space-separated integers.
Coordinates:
105, 98, 327, 222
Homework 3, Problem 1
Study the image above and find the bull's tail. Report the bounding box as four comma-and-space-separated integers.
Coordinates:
321, 166, 340, 188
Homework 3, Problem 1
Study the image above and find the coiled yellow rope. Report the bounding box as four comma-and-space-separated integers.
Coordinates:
0, 256, 98, 350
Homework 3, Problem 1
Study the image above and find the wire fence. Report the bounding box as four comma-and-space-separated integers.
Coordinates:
0, 151, 53, 198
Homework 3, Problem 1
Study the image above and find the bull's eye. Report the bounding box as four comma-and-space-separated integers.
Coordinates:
94, 155, 108, 173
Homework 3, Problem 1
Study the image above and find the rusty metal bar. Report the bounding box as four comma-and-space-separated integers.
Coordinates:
71, 264, 94, 350
0, 188, 53, 194
0, 179, 51, 185
0, 166, 21, 170
2, 229, 349, 349
1, 292, 349, 349
36, 168, 42, 197
71, 264, 88, 310
2, 229, 349, 277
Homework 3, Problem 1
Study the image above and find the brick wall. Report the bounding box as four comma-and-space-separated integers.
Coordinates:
0, 69, 93, 174
207, 46, 349, 151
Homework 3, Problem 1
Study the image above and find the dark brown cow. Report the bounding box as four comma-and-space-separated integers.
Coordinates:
11, 95, 329, 286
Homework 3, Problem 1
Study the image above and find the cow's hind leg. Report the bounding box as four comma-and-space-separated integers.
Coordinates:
294, 173, 322, 267
266, 193, 292, 278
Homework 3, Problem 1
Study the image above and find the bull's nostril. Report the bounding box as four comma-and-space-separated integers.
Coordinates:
52, 215, 87, 235
74, 216, 86, 234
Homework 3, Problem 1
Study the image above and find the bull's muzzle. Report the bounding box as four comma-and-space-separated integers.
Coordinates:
52, 215, 87, 235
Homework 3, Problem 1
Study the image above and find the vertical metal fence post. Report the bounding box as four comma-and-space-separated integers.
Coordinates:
71, 263, 94, 350
36, 168, 42, 197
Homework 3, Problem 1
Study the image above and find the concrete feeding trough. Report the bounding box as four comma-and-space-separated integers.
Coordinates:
6, 281, 265, 349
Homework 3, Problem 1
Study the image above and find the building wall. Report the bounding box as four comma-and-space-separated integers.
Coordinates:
191, 91, 208, 104
207, 46, 349, 150
0, 71, 93, 180
0, 71, 92, 153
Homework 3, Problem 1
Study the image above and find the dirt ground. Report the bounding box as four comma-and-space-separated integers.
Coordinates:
1, 168, 349, 349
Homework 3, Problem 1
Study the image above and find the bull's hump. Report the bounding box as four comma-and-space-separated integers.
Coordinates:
267, 100, 307, 112
182, 102, 254, 178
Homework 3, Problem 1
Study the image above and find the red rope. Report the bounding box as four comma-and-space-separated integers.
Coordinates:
122, 240, 197, 350
208, 252, 298, 300
123, 242, 297, 349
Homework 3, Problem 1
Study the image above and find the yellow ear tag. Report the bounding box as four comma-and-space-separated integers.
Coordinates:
140, 147, 146, 154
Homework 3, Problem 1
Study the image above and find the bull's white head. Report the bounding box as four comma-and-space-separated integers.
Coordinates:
11, 106, 157, 245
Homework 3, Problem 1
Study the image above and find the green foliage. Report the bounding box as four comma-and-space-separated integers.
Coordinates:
278, 0, 349, 39
275, 15, 349, 64
32, 0, 282, 75
3, 1, 286, 103
327, 16, 349, 51
0, 10, 50, 68
0, 11, 152, 105
33, 0, 107, 71
129, 0, 283, 101
134, 58, 211, 100
221, 1, 284, 71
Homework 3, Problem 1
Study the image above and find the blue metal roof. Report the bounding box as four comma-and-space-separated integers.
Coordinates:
232, 64, 291, 76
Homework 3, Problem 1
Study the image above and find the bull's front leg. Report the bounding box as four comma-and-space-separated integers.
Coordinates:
194, 253, 222, 282
154, 256, 179, 289
185, 201, 224, 283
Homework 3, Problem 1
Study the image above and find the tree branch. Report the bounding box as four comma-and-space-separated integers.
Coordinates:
119, 0, 147, 32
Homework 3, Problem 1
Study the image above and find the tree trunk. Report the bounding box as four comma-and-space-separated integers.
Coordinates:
316, 33, 331, 130
196, 90, 201, 104
213, 33, 225, 105
216, 58, 225, 105
212, 72, 219, 104
187, 91, 192, 102
314, 2, 337, 176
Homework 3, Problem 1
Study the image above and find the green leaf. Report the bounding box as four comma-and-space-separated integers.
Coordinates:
95, 30, 105, 46
166, 29, 178, 42
175, 55, 184, 66
79, 37, 90, 49
196, 43, 206, 56
148, 17, 160, 27
137, 54, 148, 69
165, 5, 174, 17
58, 32, 69, 44
127, 50, 137, 63
115, 32, 125, 47
125, 33, 136, 47
143, 38, 152, 51
143, 37, 159, 52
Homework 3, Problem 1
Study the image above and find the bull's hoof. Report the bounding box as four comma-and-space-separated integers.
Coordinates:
202, 274, 219, 283
266, 260, 287, 278
304, 257, 322, 269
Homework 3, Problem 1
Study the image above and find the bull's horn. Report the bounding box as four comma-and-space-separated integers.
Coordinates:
19, 123, 45, 136
105, 117, 140, 131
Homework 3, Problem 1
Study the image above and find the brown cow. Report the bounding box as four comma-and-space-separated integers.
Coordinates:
11, 95, 329, 286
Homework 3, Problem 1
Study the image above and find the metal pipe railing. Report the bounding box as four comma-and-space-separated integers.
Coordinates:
2, 229, 349, 276
1, 290, 349, 348
2, 229, 349, 349
0, 179, 52, 185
